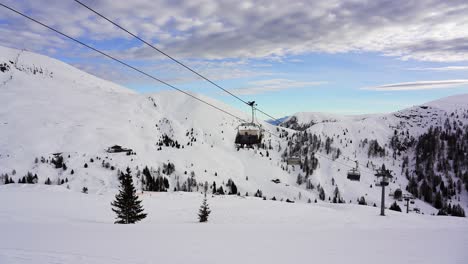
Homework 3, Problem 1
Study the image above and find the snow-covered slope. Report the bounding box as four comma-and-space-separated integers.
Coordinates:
1, 45, 467, 214
281, 95, 468, 212
0, 46, 301, 201
1, 184, 467, 264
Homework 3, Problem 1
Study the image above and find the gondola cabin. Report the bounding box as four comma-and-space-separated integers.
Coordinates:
346, 160, 361, 181
235, 123, 262, 146
347, 168, 360, 181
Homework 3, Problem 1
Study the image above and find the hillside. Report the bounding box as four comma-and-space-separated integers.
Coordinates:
0, 45, 467, 215
0, 46, 301, 201
280, 96, 468, 214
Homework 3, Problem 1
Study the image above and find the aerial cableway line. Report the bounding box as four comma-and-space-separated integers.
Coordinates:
0, 2, 247, 124
0, 2, 379, 178
73, 0, 282, 124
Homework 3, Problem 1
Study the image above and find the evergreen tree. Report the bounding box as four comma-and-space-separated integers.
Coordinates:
25, 172, 34, 184
111, 168, 147, 224
451, 204, 466, 217
217, 186, 225, 195
389, 201, 402, 212
318, 186, 326, 201
4, 174, 10, 184
198, 193, 211, 223
358, 196, 367, 205
296, 174, 303, 185
434, 191, 443, 209
212, 181, 217, 194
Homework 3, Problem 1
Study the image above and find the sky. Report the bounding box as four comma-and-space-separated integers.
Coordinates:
1, 0, 468, 119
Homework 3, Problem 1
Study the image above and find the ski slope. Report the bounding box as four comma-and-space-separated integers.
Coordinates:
1, 45, 467, 213
0, 184, 467, 264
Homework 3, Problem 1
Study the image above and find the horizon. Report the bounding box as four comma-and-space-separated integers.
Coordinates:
1, 0, 468, 118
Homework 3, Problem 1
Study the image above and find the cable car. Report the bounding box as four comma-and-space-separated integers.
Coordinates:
235, 101, 263, 147
347, 160, 361, 181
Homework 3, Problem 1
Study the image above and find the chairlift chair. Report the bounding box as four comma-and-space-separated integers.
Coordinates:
235, 101, 264, 147
347, 160, 361, 181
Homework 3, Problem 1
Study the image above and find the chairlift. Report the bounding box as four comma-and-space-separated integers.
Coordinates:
235, 101, 263, 147
347, 160, 361, 181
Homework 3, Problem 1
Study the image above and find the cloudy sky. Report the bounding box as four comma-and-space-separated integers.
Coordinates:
1, 0, 468, 118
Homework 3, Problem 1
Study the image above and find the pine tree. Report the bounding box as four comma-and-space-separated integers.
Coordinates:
389, 201, 402, 212
198, 193, 211, 223
111, 167, 147, 224
4, 174, 10, 184
318, 186, 326, 201
434, 191, 443, 209
296, 174, 303, 185
358, 196, 367, 205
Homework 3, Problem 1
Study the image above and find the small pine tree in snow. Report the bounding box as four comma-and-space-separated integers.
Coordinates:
4, 174, 11, 184
45, 178, 51, 185
296, 174, 303, 185
217, 186, 225, 195
389, 201, 402, 212
358, 196, 367, 205
111, 168, 147, 224
212, 181, 217, 194
198, 193, 211, 223
82, 187, 88, 194
318, 186, 326, 201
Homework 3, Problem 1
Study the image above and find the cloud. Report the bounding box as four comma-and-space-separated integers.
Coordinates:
363, 80, 468, 91
231, 78, 325, 95
408, 66, 468, 71
73, 57, 271, 88
1, 0, 468, 62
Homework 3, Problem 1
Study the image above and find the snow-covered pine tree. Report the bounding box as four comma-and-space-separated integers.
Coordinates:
111, 167, 147, 224
198, 193, 211, 223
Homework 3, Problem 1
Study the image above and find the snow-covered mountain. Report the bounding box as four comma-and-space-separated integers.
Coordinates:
280, 95, 468, 213
1, 46, 467, 215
